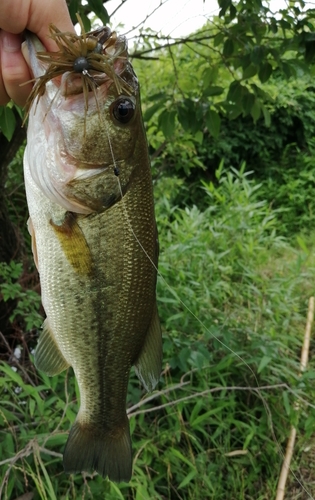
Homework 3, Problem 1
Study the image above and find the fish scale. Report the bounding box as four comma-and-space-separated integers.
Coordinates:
24, 25, 162, 482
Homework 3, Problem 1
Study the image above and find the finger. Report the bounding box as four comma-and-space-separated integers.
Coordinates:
0, 48, 9, 106
0, 31, 33, 107
0, 0, 74, 51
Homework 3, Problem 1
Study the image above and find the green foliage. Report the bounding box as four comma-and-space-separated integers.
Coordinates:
2, 167, 315, 498
0, 261, 42, 331
0, 105, 16, 141
133, 1, 315, 150
138, 48, 315, 232
258, 140, 315, 235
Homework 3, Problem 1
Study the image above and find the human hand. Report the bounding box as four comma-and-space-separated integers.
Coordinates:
0, 0, 74, 107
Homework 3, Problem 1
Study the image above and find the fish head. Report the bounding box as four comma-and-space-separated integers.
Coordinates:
25, 25, 149, 214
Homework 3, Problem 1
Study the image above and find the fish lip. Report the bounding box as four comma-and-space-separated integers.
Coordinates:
25, 31, 47, 78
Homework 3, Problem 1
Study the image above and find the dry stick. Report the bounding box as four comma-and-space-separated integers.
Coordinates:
276, 296, 315, 500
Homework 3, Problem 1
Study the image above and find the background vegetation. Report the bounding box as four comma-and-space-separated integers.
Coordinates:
1, 1, 315, 499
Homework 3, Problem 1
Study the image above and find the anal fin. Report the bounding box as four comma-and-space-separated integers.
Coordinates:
35, 319, 70, 376
134, 303, 162, 392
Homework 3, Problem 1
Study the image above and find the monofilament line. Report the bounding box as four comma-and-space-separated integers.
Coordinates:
105, 125, 313, 499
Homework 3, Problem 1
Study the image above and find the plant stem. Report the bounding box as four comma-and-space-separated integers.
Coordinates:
276, 296, 314, 500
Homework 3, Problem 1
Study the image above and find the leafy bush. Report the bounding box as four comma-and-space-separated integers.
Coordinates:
0, 261, 42, 332
1, 167, 315, 499
258, 139, 315, 236
136, 36, 315, 232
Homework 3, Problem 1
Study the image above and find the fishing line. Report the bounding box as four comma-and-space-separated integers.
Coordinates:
103, 128, 313, 499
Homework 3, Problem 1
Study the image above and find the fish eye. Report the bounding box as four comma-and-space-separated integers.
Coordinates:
111, 98, 135, 124
73, 56, 90, 73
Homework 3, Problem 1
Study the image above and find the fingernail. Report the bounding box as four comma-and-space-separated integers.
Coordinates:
2, 32, 22, 52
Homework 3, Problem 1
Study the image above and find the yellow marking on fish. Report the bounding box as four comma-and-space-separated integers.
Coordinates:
50, 212, 93, 275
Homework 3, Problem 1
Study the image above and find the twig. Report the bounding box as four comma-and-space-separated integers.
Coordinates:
0, 331, 45, 399
128, 383, 288, 418
276, 296, 314, 500
38, 447, 63, 459
127, 379, 190, 414
0, 440, 63, 467
122, 0, 172, 37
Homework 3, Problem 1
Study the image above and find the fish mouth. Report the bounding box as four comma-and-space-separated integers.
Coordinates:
25, 17, 136, 118
25, 17, 140, 215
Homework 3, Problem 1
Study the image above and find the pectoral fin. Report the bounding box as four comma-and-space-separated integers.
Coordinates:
27, 217, 39, 271
35, 319, 70, 376
50, 212, 93, 275
134, 303, 162, 392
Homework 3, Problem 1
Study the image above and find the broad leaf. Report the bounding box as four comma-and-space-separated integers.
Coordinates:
88, 0, 109, 25
206, 109, 221, 138
258, 62, 272, 83
159, 109, 176, 138
0, 106, 16, 141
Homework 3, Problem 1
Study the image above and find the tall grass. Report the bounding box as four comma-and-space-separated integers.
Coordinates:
1, 165, 315, 499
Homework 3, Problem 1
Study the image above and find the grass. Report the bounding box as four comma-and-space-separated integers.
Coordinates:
1, 166, 315, 499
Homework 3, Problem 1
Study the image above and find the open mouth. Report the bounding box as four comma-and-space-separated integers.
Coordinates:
25, 15, 134, 120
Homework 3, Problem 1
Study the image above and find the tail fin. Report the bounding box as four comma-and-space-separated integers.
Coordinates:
63, 417, 132, 482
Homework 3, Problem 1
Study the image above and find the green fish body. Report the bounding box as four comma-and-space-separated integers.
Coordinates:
24, 26, 162, 482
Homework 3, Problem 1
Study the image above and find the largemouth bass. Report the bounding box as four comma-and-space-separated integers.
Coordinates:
23, 22, 162, 482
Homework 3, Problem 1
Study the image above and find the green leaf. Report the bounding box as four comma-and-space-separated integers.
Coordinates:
242, 93, 255, 115
281, 61, 293, 79
258, 355, 272, 374
143, 101, 163, 122
206, 109, 221, 138
178, 100, 196, 132
159, 109, 176, 138
229, 4, 237, 20
258, 62, 273, 83
225, 103, 243, 120
242, 64, 258, 80
178, 469, 197, 489
194, 130, 204, 144
305, 41, 315, 64
250, 98, 261, 122
88, 0, 109, 25
214, 32, 225, 47
280, 19, 292, 31
0, 106, 16, 141
202, 66, 219, 86
296, 235, 308, 253
178, 100, 202, 134
68, 0, 80, 21
262, 105, 271, 127
269, 18, 278, 34
251, 46, 265, 65
227, 81, 244, 103
219, 0, 232, 16
204, 86, 225, 97
79, 12, 91, 32
282, 391, 291, 416
223, 38, 234, 57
